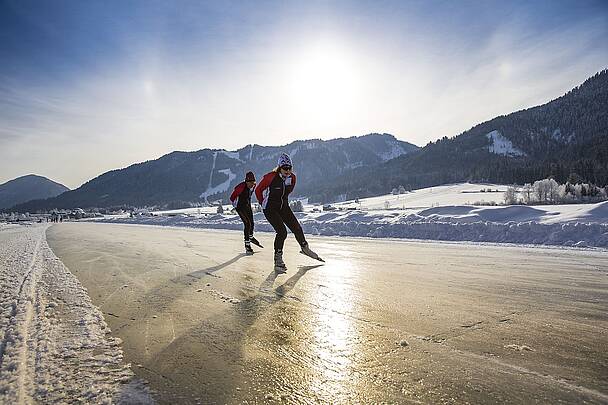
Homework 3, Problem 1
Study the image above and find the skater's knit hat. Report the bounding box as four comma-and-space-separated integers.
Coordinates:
245, 171, 256, 182
278, 153, 292, 168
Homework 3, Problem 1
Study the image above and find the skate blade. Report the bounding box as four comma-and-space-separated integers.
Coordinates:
251, 241, 264, 248
274, 266, 287, 273
300, 251, 325, 262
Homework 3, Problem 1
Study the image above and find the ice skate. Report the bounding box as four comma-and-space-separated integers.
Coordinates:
250, 236, 263, 248
300, 244, 324, 262
274, 250, 287, 273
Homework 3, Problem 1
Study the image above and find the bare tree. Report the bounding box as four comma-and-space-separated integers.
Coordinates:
503, 186, 518, 205
522, 183, 534, 204
533, 179, 559, 204
546, 178, 560, 203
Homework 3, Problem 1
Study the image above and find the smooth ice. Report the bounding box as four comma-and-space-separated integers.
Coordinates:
44, 222, 608, 404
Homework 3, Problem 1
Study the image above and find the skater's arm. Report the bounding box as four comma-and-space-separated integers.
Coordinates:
230, 182, 245, 207
290, 173, 296, 191
255, 173, 274, 203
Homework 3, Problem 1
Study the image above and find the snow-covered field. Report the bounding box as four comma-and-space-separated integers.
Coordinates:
333, 183, 512, 209
0, 224, 152, 403
96, 183, 608, 248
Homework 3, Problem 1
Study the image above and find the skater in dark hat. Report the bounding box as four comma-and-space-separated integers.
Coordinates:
230, 171, 262, 254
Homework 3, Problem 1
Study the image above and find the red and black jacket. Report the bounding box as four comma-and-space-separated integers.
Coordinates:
255, 171, 296, 211
230, 182, 254, 210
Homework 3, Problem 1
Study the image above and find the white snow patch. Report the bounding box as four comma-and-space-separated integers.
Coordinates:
486, 130, 525, 157
551, 128, 562, 140
550, 128, 575, 144
0, 224, 153, 403
289, 146, 300, 157
345, 161, 364, 169
200, 168, 237, 200
220, 150, 243, 162
505, 344, 534, 352
203, 151, 218, 201
303, 141, 318, 150
379, 142, 407, 161
334, 183, 509, 210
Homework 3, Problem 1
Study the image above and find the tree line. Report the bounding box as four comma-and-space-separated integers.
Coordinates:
504, 178, 607, 205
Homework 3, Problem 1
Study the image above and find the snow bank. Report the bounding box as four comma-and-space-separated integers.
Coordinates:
0, 224, 152, 403
95, 200, 608, 248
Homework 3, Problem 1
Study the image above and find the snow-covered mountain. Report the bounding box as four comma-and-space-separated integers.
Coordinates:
0, 175, 69, 209
8, 133, 418, 211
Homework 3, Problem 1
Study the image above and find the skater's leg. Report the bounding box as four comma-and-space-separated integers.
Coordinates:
263, 209, 287, 252
280, 206, 323, 261
279, 206, 307, 247
237, 208, 254, 253
236, 208, 252, 241
246, 206, 263, 247
245, 205, 254, 239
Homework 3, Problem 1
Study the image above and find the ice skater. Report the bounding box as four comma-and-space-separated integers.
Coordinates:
230, 171, 263, 254
255, 152, 323, 272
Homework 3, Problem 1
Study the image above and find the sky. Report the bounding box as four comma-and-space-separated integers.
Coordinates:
1, 0, 607, 189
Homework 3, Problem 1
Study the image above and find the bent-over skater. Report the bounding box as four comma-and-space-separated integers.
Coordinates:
255, 153, 323, 272
230, 171, 262, 254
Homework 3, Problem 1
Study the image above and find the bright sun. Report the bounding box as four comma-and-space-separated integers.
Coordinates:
285, 43, 362, 123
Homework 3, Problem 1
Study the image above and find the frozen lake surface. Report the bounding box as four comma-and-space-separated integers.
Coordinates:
41, 222, 608, 404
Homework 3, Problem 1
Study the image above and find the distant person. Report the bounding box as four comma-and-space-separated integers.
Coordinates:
230, 171, 262, 254
255, 153, 323, 272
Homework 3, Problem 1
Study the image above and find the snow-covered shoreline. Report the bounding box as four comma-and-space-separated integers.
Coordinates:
0, 224, 152, 403
93, 200, 608, 249
87, 182, 608, 248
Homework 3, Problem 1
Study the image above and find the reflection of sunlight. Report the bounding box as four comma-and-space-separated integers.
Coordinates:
310, 259, 358, 399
